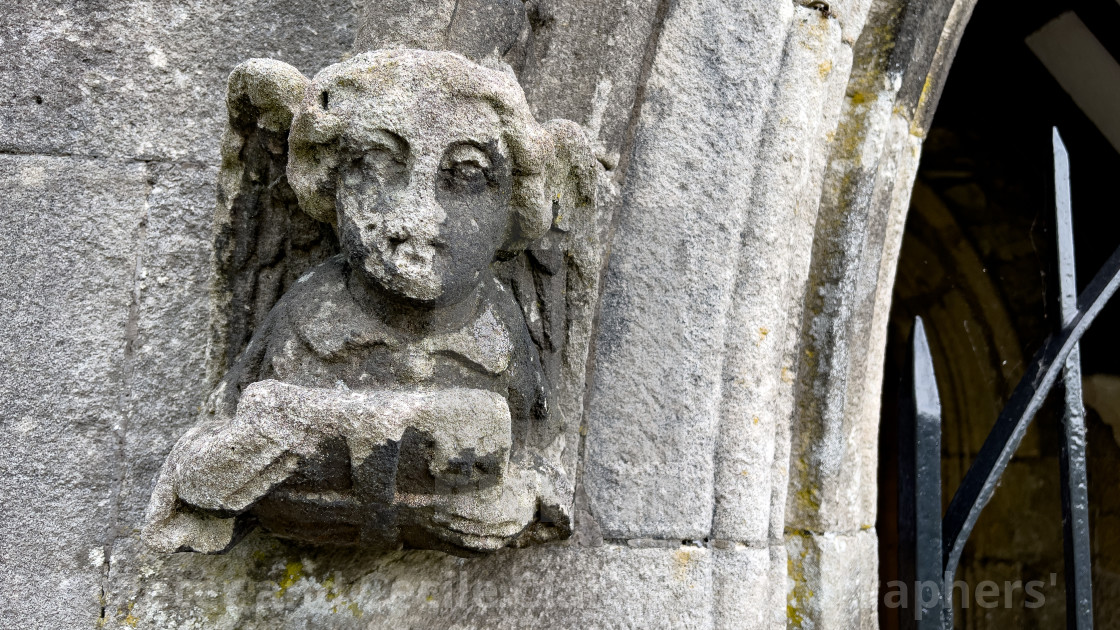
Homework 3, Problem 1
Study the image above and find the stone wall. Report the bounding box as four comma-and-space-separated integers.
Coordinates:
0, 0, 976, 627
1, 3, 354, 627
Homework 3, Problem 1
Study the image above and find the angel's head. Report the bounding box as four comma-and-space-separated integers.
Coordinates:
275, 49, 589, 307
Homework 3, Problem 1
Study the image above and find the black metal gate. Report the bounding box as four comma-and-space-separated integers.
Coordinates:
897, 129, 1118, 629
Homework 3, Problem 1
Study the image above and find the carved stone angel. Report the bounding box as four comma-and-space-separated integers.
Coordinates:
142, 49, 599, 556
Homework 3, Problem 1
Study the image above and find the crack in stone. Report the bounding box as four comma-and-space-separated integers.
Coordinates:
784, 526, 877, 537
0, 147, 209, 169
610, 0, 674, 189
599, 536, 778, 550
446, 0, 462, 45
99, 165, 155, 622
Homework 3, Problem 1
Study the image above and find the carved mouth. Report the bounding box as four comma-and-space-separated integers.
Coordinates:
385, 250, 441, 299
388, 240, 437, 270
360, 234, 445, 300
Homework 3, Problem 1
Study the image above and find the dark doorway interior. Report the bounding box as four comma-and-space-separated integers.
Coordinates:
879, 0, 1120, 628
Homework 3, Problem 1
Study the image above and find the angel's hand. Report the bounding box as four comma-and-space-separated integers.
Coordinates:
400, 464, 538, 552
175, 380, 512, 501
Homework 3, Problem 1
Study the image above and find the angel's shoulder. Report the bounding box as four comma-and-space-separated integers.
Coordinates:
282, 255, 351, 307
248, 256, 360, 349
282, 257, 394, 360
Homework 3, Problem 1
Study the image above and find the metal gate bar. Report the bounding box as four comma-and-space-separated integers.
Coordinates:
1054, 128, 1094, 629
898, 317, 946, 629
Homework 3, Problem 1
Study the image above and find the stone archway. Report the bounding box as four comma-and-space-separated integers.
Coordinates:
0, 0, 986, 627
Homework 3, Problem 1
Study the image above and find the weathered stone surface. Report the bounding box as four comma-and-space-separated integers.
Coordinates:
0, 0, 985, 626
114, 163, 215, 533
143, 49, 599, 557
0, 155, 148, 627
146, 383, 524, 554
517, 0, 665, 160
767, 543, 791, 629
786, 529, 878, 629
712, 9, 846, 545
104, 536, 713, 629
786, 111, 922, 535
908, 0, 978, 135
0, 0, 354, 162
776, 1, 964, 609
786, 0, 923, 533
855, 112, 923, 524
824, 0, 876, 45
584, 0, 794, 541
711, 543, 770, 629
354, 0, 670, 176
353, 0, 528, 62
766, 33, 856, 548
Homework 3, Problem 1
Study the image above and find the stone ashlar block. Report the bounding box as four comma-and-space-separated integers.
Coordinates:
786, 529, 878, 629
105, 534, 714, 629
584, 0, 794, 541
0, 155, 148, 627
0, 0, 354, 162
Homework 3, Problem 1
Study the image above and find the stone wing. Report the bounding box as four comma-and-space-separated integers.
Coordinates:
208, 58, 339, 385
496, 119, 601, 478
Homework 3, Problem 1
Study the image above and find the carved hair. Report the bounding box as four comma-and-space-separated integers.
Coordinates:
286, 49, 574, 253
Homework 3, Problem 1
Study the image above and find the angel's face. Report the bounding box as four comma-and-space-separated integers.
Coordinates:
334, 96, 513, 307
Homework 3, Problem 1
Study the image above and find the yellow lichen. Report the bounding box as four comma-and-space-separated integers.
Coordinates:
911, 73, 936, 137
786, 540, 814, 629
792, 458, 821, 514
787, 554, 804, 627
276, 560, 304, 597
673, 548, 699, 582
780, 366, 794, 384
347, 602, 363, 618
818, 60, 833, 80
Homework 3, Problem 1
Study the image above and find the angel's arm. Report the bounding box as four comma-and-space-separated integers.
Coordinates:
140, 302, 289, 553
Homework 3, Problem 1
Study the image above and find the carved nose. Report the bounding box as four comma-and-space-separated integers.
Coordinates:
397, 171, 446, 227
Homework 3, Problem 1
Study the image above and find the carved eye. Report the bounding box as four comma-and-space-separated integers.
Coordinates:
339, 129, 410, 191
342, 129, 408, 160
362, 148, 407, 173
442, 144, 491, 186
373, 130, 409, 156
452, 161, 485, 180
